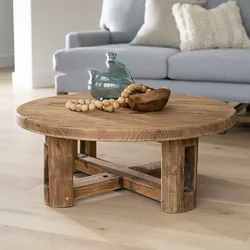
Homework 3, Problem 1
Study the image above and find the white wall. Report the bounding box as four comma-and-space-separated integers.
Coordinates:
13, 0, 103, 89
0, 0, 14, 68
13, 0, 32, 87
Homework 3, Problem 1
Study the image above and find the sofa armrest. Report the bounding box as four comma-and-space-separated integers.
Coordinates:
66, 30, 111, 48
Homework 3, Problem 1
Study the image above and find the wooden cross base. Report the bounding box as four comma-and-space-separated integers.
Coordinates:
44, 137, 198, 214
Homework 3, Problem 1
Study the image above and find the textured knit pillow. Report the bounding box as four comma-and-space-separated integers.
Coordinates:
172, 1, 250, 51
130, 0, 206, 48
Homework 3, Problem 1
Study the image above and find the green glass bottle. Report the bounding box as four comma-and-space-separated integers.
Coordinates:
88, 52, 135, 100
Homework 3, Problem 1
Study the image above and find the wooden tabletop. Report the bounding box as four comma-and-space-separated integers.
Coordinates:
16, 93, 236, 142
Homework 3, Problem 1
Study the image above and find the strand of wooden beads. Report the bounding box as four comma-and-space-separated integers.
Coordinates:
118, 83, 152, 106
65, 84, 154, 112
65, 98, 121, 113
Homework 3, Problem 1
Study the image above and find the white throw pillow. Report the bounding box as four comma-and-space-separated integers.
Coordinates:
172, 0, 250, 51
130, 0, 206, 48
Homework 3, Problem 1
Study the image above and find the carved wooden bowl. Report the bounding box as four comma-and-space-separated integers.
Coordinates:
127, 87, 171, 112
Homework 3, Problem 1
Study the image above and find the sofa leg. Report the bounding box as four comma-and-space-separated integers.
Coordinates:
57, 92, 68, 96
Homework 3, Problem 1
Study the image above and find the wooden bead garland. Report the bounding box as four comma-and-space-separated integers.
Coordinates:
65, 83, 154, 113
65, 99, 120, 113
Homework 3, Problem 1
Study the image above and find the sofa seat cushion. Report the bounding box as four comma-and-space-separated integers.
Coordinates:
168, 49, 250, 83
54, 44, 179, 79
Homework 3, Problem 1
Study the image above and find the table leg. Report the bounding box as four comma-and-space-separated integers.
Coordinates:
161, 138, 198, 214
80, 141, 96, 157
247, 105, 250, 113
44, 138, 49, 205
44, 136, 77, 207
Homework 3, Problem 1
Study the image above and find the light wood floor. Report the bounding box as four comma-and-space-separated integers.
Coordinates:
1, 69, 250, 250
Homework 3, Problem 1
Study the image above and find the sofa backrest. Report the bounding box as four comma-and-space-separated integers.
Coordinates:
100, 0, 250, 44
100, 0, 145, 43
206, 0, 250, 36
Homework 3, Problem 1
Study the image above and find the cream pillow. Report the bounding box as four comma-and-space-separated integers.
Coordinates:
130, 0, 206, 48
172, 1, 250, 51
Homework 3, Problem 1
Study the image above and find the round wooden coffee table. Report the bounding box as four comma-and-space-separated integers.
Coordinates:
16, 93, 236, 213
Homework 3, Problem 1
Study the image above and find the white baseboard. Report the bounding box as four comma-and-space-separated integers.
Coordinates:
12, 70, 55, 90
0, 54, 14, 68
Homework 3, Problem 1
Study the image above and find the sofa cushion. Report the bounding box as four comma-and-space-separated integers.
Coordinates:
172, 1, 250, 51
206, 0, 250, 37
168, 49, 250, 83
100, 0, 145, 43
130, 0, 206, 48
54, 44, 179, 79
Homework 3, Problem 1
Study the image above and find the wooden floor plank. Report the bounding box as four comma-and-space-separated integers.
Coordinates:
0, 226, 145, 250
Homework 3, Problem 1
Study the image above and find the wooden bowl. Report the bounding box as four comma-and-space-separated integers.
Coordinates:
127, 87, 171, 112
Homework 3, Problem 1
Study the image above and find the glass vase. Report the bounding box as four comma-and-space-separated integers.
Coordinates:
88, 52, 135, 100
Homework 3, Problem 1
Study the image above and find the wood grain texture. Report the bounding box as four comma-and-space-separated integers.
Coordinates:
130, 162, 161, 178
161, 138, 198, 213
75, 158, 105, 175
80, 141, 86, 154
122, 178, 161, 201
80, 141, 97, 157
47, 137, 77, 207
16, 93, 236, 142
44, 138, 49, 205
74, 173, 122, 200
127, 88, 171, 112
184, 139, 198, 211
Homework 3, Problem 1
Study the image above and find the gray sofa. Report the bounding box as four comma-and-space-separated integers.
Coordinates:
53, 0, 250, 104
